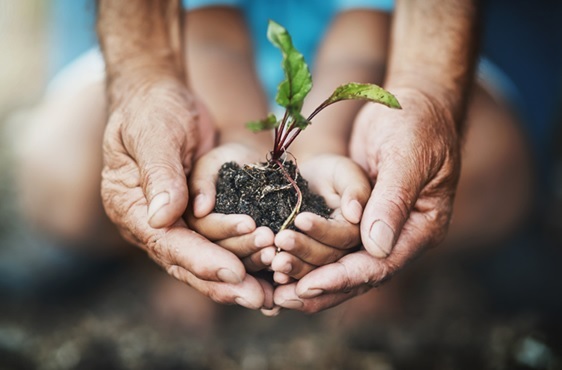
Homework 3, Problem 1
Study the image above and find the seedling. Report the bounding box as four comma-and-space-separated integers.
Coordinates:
243, 20, 401, 232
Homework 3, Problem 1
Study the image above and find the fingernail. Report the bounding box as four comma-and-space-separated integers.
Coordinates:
296, 214, 313, 231
148, 192, 170, 222
236, 220, 254, 234
254, 230, 271, 248
261, 306, 281, 317
369, 220, 395, 257
348, 199, 363, 224
235, 297, 258, 310
217, 268, 242, 284
300, 288, 324, 299
280, 299, 303, 310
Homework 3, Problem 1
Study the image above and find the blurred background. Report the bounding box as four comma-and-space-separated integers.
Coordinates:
0, 1, 561, 369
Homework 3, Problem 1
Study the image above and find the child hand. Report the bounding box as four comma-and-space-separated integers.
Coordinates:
187, 143, 276, 272
270, 154, 371, 283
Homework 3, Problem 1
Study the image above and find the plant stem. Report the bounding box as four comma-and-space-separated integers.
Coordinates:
274, 110, 290, 159
306, 101, 330, 121
272, 158, 302, 251
280, 128, 301, 154
276, 121, 295, 157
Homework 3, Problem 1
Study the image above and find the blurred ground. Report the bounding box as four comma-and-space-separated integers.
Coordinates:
1, 1, 562, 370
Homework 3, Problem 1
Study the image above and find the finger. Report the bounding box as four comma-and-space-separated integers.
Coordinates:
273, 272, 294, 285
271, 251, 316, 280
293, 213, 360, 251
193, 98, 217, 159
291, 251, 386, 299
218, 226, 274, 258
179, 271, 265, 310
103, 166, 248, 284
261, 306, 282, 317
255, 277, 275, 309
274, 283, 364, 314
333, 161, 371, 224
340, 183, 370, 225
276, 229, 345, 265
361, 165, 422, 258
151, 226, 248, 284
188, 212, 256, 241
189, 150, 221, 218
295, 209, 445, 299
189, 143, 258, 218
242, 247, 276, 272
128, 128, 193, 229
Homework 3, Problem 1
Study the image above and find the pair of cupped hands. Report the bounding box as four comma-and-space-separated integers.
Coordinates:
101, 79, 460, 315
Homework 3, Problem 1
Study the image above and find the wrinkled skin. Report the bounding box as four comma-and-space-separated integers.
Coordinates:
101, 80, 273, 309
273, 87, 462, 313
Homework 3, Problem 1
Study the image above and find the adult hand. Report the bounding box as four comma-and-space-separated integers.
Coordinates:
270, 154, 370, 284
187, 143, 277, 273
101, 79, 270, 309
274, 87, 461, 312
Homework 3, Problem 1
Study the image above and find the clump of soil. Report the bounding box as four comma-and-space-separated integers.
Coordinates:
214, 161, 331, 233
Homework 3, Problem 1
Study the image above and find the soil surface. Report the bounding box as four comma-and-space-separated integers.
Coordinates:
214, 161, 331, 233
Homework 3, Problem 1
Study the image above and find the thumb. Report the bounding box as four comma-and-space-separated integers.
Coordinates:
361, 166, 422, 258
189, 150, 222, 218
136, 135, 192, 229
335, 161, 371, 225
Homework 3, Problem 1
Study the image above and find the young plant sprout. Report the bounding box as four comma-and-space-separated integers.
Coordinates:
242, 20, 402, 233
247, 20, 402, 160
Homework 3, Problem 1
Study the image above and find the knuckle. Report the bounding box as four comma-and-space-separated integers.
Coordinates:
341, 226, 360, 250
303, 305, 322, 315
290, 260, 308, 278
375, 186, 413, 222
366, 265, 390, 288
142, 162, 185, 195
166, 264, 183, 281
335, 261, 354, 293
319, 248, 343, 265
147, 230, 172, 263
293, 233, 311, 258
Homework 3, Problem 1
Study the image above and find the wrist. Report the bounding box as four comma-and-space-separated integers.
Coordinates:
384, 78, 466, 135
108, 72, 191, 112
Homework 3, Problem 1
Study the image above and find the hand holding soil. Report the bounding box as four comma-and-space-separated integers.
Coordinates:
188, 143, 277, 273
101, 80, 270, 310
186, 21, 400, 312
270, 154, 371, 284
273, 87, 462, 313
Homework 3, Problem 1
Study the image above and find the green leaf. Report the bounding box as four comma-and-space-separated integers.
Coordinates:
324, 82, 402, 109
290, 112, 310, 130
246, 113, 278, 132
267, 20, 312, 113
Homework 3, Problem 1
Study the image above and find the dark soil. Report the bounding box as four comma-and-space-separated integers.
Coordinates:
214, 161, 331, 233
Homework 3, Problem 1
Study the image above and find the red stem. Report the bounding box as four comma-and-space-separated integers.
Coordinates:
272, 158, 303, 238
280, 128, 301, 154
274, 110, 291, 159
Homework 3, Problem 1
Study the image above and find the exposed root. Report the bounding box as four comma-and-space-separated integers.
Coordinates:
258, 183, 292, 200
272, 158, 303, 252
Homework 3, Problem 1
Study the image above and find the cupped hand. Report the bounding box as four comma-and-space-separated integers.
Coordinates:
274, 87, 461, 312
187, 142, 277, 272
270, 154, 371, 284
101, 79, 271, 309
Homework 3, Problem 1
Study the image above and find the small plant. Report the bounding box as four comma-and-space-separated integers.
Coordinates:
214, 20, 401, 235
